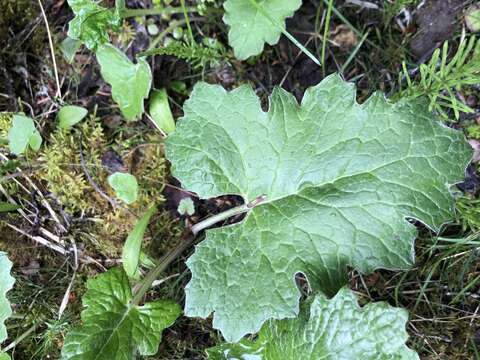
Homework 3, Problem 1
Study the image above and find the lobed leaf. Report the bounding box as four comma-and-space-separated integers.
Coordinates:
165, 74, 472, 341
61, 267, 181, 360
223, 0, 302, 59
207, 287, 419, 360
96, 44, 152, 121
0, 253, 15, 344
67, 0, 121, 50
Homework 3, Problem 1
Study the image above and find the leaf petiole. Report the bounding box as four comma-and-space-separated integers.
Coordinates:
247, 0, 321, 66
131, 195, 266, 304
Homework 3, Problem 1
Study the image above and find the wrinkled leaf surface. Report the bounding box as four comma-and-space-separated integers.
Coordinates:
166, 74, 472, 341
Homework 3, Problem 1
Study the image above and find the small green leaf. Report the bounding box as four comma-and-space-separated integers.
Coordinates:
60, 36, 82, 63
96, 44, 152, 121
149, 89, 176, 134
8, 114, 42, 155
122, 206, 157, 277
166, 75, 472, 341
58, 105, 88, 129
61, 267, 181, 359
0, 353, 11, 360
223, 0, 302, 59
0, 203, 20, 213
28, 131, 42, 152
108, 172, 139, 204
177, 198, 195, 216
0, 252, 15, 344
466, 5, 480, 32
67, 0, 121, 50
207, 287, 419, 360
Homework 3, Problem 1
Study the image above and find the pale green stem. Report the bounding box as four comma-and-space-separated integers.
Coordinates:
321, 0, 334, 77
180, 0, 195, 45
191, 204, 250, 236
247, 0, 321, 66
131, 235, 194, 306
130, 196, 265, 305
115, 0, 126, 13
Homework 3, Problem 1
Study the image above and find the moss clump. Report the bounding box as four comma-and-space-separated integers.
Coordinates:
39, 116, 107, 214
38, 120, 175, 256
100, 136, 172, 248
0, 112, 12, 140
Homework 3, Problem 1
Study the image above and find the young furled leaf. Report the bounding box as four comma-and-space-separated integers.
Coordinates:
223, 0, 302, 59
207, 287, 419, 360
96, 44, 152, 121
61, 267, 181, 360
122, 206, 157, 277
165, 74, 472, 342
0, 253, 15, 344
67, 0, 121, 50
149, 89, 176, 135
8, 114, 42, 155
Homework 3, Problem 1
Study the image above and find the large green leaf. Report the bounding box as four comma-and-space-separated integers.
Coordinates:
0, 253, 15, 344
223, 0, 302, 59
207, 287, 419, 360
165, 74, 472, 341
67, 0, 121, 50
61, 267, 181, 359
96, 44, 152, 121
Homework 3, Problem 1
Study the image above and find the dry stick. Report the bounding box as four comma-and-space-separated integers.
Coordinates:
5, 223, 67, 255
0, 153, 67, 233
37, 0, 61, 98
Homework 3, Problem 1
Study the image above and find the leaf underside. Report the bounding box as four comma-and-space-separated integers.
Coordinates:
208, 287, 419, 360
96, 44, 152, 121
165, 74, 472, 342
61, 267, 181, 360
223, 0, 302, 59
0, 253, 15, 344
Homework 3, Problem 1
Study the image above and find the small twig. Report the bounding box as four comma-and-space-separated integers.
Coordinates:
79, 133, 117, 209
37, 0, 61, 98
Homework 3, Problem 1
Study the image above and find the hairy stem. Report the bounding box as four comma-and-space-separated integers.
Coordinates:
130, 196, 266, 304
191, 204, 250, 236
131, 234, 194, 306
191, 195, 266, 236
115, 0, 126, 13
